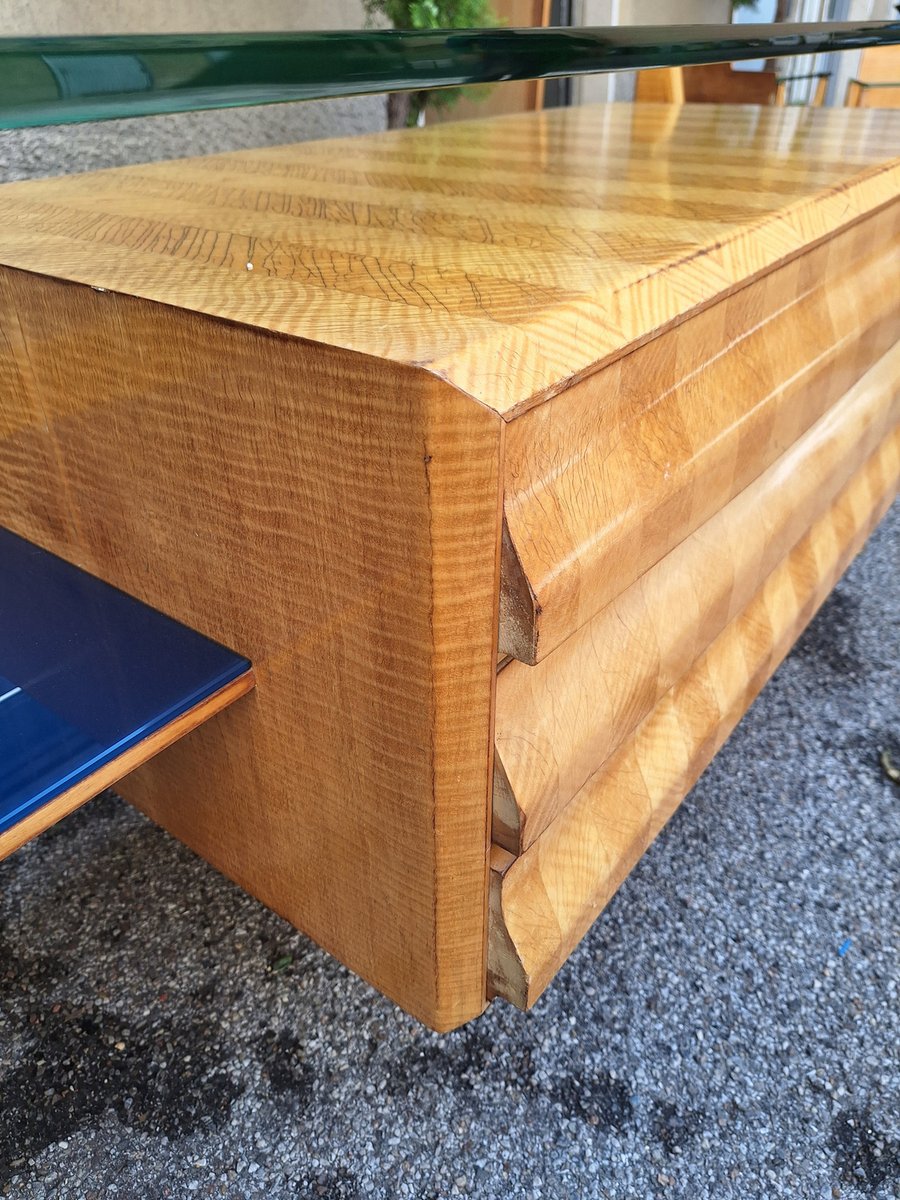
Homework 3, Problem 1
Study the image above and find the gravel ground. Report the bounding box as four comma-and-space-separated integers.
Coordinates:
0, 96, 385, 184
1, 499, 898, 1200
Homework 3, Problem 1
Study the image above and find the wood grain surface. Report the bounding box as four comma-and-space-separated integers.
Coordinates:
494, 343, 900, 853
0, 104, 898, 415
2, 102, 898, 1025
0, 672, 255, 863
0, 269, 502, 1031
489, 431, 900, 1010
500, 204, 900, 663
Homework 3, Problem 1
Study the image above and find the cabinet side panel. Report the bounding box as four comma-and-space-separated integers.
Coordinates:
0, 268, 501, 1030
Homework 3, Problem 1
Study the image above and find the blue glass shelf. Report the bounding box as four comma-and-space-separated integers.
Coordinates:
0, 527, 251, 839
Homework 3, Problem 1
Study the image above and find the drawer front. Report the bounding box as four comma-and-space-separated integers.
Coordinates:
500, 202, 900, 664
494, 343, 900, 854
489, 430, 900, 1010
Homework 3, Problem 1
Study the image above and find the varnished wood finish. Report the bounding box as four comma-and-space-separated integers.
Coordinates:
494, 344, 900, 853
0, 105, 898, 417
489, 432, 900, 1010
1, 103, 898, 1025
500, 205, 900, 663
0, 673, 255, 862
0, 270, 502, 1031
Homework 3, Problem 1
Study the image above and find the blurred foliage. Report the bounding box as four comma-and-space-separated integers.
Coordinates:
363, 0, 498, 28
364, 0, 500, 123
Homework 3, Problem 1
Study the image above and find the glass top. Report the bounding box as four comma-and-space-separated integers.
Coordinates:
1, 21, 898, 128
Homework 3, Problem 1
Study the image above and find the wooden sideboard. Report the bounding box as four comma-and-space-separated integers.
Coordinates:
1, 102, 898, 1029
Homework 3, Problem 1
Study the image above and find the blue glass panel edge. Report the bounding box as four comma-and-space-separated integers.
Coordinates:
0, 527, 251, 836
0, 664, 248, 836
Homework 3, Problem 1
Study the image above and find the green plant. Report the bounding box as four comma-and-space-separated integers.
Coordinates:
364, 0, 500, 126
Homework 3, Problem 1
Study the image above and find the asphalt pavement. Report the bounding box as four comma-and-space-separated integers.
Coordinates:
1, 497, 897, 1200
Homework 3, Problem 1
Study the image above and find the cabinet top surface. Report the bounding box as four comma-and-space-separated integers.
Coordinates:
1, 101, 898, 415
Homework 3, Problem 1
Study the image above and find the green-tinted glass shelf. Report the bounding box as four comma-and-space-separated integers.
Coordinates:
0, 21, 899, 128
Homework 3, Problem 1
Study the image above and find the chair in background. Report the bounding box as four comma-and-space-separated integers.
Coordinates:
636, 63, 829, 107
846, 45, 900, 107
